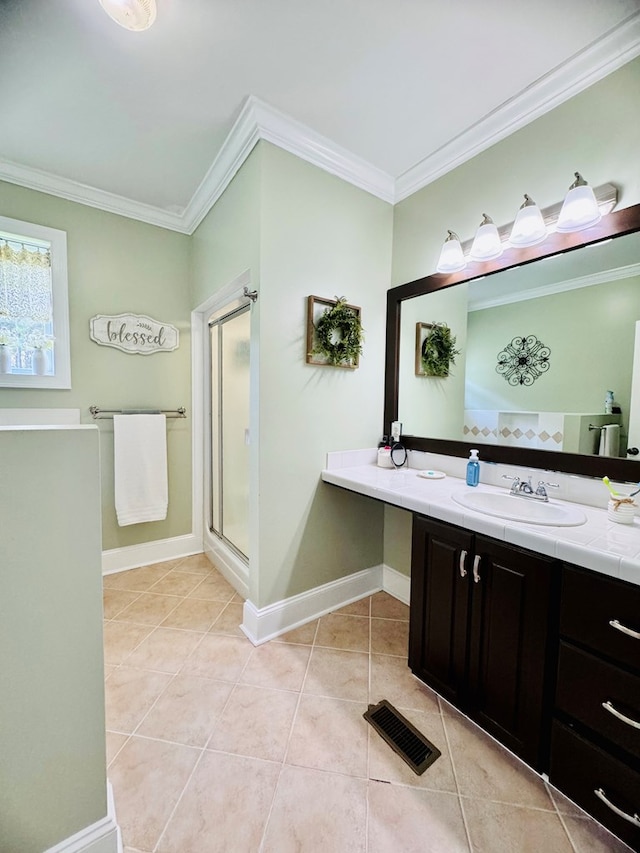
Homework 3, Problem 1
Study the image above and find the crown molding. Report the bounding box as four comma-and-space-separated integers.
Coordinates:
0, 158, 189, 232
395, 12, 640, 203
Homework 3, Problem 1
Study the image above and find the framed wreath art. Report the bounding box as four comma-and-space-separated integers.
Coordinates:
306, 295, 363, 369
415, 321, 460, 377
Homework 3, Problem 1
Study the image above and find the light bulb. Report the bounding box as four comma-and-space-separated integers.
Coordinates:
509, 195, 547, 248
436, 231, 466, 273
556, 172, 602, 233
98, 0, 157, 31
469, 214, 503, 262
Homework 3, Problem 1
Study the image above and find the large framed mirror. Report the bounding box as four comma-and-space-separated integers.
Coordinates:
384, 203, 640, 482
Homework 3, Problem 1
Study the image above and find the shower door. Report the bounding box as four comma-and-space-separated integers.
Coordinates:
209, 304, 250, 560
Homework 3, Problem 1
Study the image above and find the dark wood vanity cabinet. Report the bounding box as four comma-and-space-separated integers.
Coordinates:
409, 515, 557, 770
550, 566, 640, 851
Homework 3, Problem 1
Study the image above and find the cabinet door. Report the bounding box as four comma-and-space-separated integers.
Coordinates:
409, 516, 473, 707
468, 536, 555, 770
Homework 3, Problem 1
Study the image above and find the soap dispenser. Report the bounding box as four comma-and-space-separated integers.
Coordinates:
466, 449, 480, 487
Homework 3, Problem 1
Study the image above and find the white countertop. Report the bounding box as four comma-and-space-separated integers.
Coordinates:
322, 462, 640, 586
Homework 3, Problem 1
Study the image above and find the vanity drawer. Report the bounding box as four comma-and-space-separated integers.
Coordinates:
556, 642, 640, 761
560, 566, 640, 671
550, 720, 640, 851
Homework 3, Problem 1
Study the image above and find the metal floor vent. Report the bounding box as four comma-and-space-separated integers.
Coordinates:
364, 699, 442, 776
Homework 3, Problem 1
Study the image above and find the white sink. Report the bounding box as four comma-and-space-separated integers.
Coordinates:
452, 489, 587, 526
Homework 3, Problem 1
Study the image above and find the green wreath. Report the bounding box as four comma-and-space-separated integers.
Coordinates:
312, 297, 363, 367
421, 322, 460, 377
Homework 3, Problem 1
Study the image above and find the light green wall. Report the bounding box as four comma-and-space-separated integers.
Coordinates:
0, 427, 108, 853
256, 143, 393, 606
0, 181, 192, 551
383, 504, 412, 577
466, 276, 640, 436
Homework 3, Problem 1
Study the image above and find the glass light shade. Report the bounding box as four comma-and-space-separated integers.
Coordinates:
556, 173, 602, 233
436, 230, 466, 273
509, 195, 547, 248
99, 0, 157, 31
469, 214, 503, 262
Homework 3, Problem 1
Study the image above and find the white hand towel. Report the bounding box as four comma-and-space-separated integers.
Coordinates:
114, 414, 168, 526
599, 423, 621, 457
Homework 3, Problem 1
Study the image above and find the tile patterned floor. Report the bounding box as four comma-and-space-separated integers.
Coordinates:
103, 555, 632, 853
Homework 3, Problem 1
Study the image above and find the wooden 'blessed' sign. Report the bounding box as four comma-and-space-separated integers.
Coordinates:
89, 313, 179, 355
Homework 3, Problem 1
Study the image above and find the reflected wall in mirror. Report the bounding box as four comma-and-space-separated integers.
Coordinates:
385, 204, 640, 482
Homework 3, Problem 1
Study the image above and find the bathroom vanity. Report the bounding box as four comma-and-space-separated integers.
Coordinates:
322, 458, 640, 850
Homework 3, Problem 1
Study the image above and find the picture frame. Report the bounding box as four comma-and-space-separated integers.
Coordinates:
306, 295, 362, 369
415, 322, 436, 376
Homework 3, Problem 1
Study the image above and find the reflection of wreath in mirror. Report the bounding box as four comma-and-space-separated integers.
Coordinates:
312, 297, 363, 366
496, 334, 551, 386
421, 322, 460, 377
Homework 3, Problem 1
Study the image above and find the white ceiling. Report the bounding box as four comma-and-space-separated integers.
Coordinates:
1, 0, 639, 230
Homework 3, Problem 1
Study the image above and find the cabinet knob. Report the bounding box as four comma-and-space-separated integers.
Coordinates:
472, 554, 481, 584
459, 550, 468, 578
609, 619, 640, 640
602, 700, 640, 730
594, 788, 640, 827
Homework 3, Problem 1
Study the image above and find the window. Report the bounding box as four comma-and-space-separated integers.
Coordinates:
0, 215, 70, 389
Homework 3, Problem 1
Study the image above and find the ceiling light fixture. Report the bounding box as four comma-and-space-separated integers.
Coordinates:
556, 172, 602, 233
469, 214, 503, 262
98, 0, 157, 31
436, 230, 466, 274
508, 194, 547, 248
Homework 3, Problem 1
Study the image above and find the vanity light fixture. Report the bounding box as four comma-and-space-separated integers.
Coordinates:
508, 195, 547, 248
98, 0, 157, 31
556, 172, 602, 233
469, 214, 503, 262
436, 230, 467, 273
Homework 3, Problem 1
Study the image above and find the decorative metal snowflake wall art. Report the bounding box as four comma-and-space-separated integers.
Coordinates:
496, 335, 551, 386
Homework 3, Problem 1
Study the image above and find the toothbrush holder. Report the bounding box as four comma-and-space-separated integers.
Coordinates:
607, 496, 636, 524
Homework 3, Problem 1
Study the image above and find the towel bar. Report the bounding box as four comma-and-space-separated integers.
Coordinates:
89, 406, 187, 419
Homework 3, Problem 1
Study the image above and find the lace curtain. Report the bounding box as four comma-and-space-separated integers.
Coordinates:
0, 238, 52, 323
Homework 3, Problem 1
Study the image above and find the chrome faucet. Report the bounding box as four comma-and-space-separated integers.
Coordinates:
502, 474, 559, 502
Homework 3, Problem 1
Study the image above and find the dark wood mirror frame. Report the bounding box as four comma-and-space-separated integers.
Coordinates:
384, 202, 640, 482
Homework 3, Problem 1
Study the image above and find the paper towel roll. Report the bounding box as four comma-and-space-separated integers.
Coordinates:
599, 423, 620, 457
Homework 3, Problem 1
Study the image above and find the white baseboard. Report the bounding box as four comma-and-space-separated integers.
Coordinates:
241, 565, 384, 645
204, 530, 249, 600
102, 533, 203, 575
44, 781, 120, 853
382, 564, 411, 605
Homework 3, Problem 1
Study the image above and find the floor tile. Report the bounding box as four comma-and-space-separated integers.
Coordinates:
156, 751, 280, 853
103, 621, 154, 665
335, 596, 371, 617
147, 571, 204, 597
368, 708, 456, 792
286, 694, 369, 777
103, 562, 178, 591
109, 735, 199, 852
160, 597, 226, 632
123, 627, 203, 673
444, 712, 553, 810
208, 601, 245, 637
303, 647, 369, 702
370, 617, 409, 657
262, 766, 367, 853
272, 619, 318, 645
103, 588, 141, 620
368, 781, 470, 853
370, 654, 440, 713
105, 666, 172, 733
462, 798, 574, 853
207, 684, 298, 761
315, 613, 370, 652
240, 641, 311, 691
187, 573, 235, 602
106, 731, 129, 766
104, 664, 118, 681
546, 782, 588, 817
180, 633, 253, 681
136, 674, 233, 747
173, 553, 217, 575
562, 815, 635, 852
370, 590, 410, 620
116, 593, 182, 626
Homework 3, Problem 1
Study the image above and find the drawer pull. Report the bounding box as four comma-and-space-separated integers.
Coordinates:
459, 550, 467, 578
594, 787, 640, 827
472, 554, 481, 584
609, 619, 640, 640
602, 700, 640, 730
